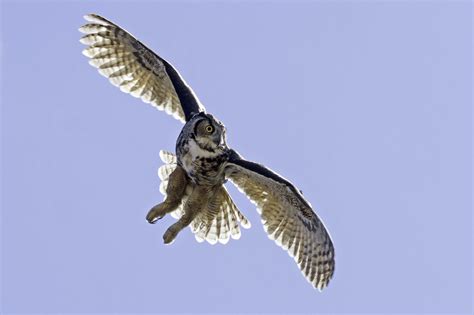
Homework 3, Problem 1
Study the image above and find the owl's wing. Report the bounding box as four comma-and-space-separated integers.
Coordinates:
79, 14, 205, 122
225, 149, 335, 290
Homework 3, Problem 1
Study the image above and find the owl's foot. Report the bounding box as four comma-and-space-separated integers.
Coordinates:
147, 166, 188, 224
146, 203, 168, 224
163, 225, 180, 244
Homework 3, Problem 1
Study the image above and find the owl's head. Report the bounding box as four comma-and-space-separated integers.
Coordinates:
190, 112, 227, 150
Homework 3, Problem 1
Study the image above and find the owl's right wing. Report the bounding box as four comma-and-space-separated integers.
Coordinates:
79, 14, 205, 123
225, 149, 335, 290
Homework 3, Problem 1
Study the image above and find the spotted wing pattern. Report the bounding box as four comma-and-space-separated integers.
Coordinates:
225, 150, 335, 290
158, 151, 250, 245
79, 14, 205, 122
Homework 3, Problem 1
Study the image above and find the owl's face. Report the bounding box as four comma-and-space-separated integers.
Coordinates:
191, 113, 227, 150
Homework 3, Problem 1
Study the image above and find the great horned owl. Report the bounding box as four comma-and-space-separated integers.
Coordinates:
79, 14, 335, 290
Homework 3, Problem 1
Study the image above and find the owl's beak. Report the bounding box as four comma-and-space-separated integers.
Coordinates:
212, 135, 221, 146
212, 134, 225, 147
220, 137, 227, 147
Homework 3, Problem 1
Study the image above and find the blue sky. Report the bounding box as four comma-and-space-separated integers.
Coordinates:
1, 1, 472, 314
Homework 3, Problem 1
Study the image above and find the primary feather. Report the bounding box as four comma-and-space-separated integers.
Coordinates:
80, 14, 335, 291
79, 14, 205, 122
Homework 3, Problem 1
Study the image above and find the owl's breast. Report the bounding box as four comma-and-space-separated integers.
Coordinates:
177, 139, 228, 186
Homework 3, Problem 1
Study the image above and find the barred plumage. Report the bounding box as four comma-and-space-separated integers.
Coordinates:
225, 152, 335, 290
158, 151, 250, 245
79, 14, 204, 122
80, 14, 335, 291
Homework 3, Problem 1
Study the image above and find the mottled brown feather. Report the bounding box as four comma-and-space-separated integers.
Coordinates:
225, 162, 335, 290
79, 14, 205, 122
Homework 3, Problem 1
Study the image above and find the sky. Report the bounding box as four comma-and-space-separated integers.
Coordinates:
1, 1, 472, 314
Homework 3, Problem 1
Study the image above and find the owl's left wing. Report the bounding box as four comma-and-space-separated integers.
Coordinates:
79, 14, 205, 122
225, 149, 335, 290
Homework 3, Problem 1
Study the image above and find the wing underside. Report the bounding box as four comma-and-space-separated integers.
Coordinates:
79, 14, 205, 122
225, 149, 335, 290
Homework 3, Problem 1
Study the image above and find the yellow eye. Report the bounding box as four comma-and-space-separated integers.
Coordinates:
205, 125, 214, 133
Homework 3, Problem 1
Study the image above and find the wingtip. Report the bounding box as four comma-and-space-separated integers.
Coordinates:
83, 13, 110, 26
83, 13, 97, 21
79, 14, 103, 33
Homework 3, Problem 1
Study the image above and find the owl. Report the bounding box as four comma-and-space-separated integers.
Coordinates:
79, 14, 335, 290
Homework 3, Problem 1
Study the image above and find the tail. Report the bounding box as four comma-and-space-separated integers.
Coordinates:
157, 150, 251, 245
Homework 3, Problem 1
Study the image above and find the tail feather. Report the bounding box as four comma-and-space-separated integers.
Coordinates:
157, 150, 250, 244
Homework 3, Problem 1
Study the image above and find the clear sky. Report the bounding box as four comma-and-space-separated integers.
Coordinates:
1, 1, 472, 314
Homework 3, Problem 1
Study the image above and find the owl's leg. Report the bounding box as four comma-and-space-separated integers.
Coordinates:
162, 186, 208, 244
146, 166, 187, 224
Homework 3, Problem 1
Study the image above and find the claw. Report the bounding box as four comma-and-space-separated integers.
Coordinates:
146, 213, 164, 224
146, 204, 167, 224
163, 226, 179, 244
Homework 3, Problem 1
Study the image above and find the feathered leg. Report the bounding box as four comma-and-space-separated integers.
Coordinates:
163, 185, 209, 244
146, 166, 187, 223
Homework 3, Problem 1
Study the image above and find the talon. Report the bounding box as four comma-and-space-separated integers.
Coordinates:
146, 213, 164, 224
163, 227, 178, 244
146, 203, 167, 224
